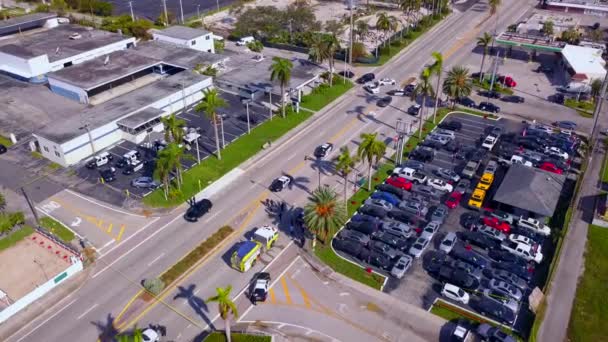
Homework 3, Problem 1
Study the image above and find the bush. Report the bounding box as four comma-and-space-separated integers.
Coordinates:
101, 15, 153, 40
0, 212, 25, 234
214, 40, 225, 53
143, 278, 165, 295
246, 40, 264, 52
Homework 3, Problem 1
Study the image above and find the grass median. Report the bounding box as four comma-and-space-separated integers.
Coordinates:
0, 226, 34, 251
144, 80, 353, 208
300, 77, 353, 111
0, 135, 13, 147
39, 216, 75, 243
568, 225, 608, 342
204, 332, 271, 342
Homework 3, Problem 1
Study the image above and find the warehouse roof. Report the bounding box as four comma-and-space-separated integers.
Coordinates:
153, 25, 210, 40
494, 164, 566, 217
130, 40, 227, 69
117, 107, 164, 129
0, 12, 57, 31
562, 44, 606, 76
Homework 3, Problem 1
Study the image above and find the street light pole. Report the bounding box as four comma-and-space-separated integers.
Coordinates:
178, 0, 184, 24
245, 100, 251, 134
195, 138, 200, 163
161, 0, 168, 26
197, 5, 200, 22
128, 1, 135, 21
220, 116, 225, 148
590, 71, 608, 161
216, 0, 220, 12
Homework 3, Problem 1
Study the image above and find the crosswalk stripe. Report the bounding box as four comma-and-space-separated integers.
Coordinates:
280, 277, 292, 304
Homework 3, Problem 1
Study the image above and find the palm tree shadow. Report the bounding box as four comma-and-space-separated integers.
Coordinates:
91, 313, 119, 342
173, 284, 216, 330
308, 158, 333, 178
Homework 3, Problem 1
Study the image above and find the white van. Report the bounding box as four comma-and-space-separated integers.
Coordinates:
123, 150, 140, 164
236, 36, 255, 46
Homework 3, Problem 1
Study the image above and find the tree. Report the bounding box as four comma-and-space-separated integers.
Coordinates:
429, 51, 443, 123
324, 20, 344, 36
355, 20, 369, 42
155, 11, 175, 26
195, 88, 227, 160
269, 57, 294, 118
477, 32, 493, 82
334, 147, 358, 206
116, 325, 144, 342
323, 35, 340, 86
411, 68, 435, 139
160, 113, 185, 143
589, 28, 603, 43
206, 286, 239, 342
561, 28, 580, 44
442, 66, 472, 107
542, 20, 554, 36
308, 34, 325, 64
376, 12, 393, 48
246, 40, 264, 52
357, 132, 387, 190
214, 40, 225, 53
153, 152, 172, 199
157, 143, 186, 190
303, 186, 347, 244
142, 278, 165, 296
0, 192, 5, 212
591, 78, 603, 103
350, 42, 368, 60
488, 0, 501, 16
400, 0, 422, 27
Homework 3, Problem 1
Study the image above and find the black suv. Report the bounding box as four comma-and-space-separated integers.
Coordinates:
410, 147, 434, 162
99, 167, 116, 183
333, 239, 363, 256
438, 120, 462, 131
184, 198, 213, 222
377, 96, 392, 107
357, 73, 375, 84
375, 183, 406, 199
358, 205, 387, 219
458, 97, 476, 108
478, 102, 501, 113
450, 244, 490, 268
471, 297, 515, 325
436, 266, 480, 290
456, 231, 499, 251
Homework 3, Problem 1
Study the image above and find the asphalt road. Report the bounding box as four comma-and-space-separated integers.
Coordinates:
2, 1, 554, 341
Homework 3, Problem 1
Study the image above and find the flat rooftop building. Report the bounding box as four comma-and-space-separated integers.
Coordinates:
130, 40, 227, 69
0, 12, 58, 37
152, 25, 215, 53
0, 24, 135, 82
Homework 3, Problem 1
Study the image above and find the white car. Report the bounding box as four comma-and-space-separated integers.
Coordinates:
509, 234, 535, 246
545, 146, 569, 160
378, 78, 396, 86
426, 178, 454, 193
391, 255, 413, 279
433, 129, 456, 140
517, 216, 551, 236
364, 82, 380, 94
420, 221, 441, 240
481, 135, 498, 150
439, 232, 457, 253
501, 240, 543, 263
441, 283, 470, 305
364, 198, 393, 212
408, 237, 430, 258
142, 328, 160, 342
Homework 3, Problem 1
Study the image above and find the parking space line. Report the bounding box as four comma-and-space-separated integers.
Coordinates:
116, 225, 125, 241
269, 288, 276, 304
64, 189, 147, 217
280, 277, 292, 305
106, 223, 113, 233
296, 280, 312, 309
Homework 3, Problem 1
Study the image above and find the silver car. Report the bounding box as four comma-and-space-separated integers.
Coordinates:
420, 221, 441, 240
391, 255, 413, 279
412, 185, 442, 201
482, 289, 519, 312
439, 232, 457, 253
409, 237, 430, 258
382, 220, 413, 239
364, 198, 393, 212
431, 205, 449, 223
370, 240, 399, 260
399, 200, 429, 217
478, 226, 507, 242
489, 279, 524, 301
454, 179, 471, 195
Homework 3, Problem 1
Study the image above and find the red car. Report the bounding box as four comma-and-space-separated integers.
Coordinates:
539, 162, 563, 174
482, 216, 511, 233
445, 192, 463, 209
498, 75, 517, 88
386, 176, 412, 191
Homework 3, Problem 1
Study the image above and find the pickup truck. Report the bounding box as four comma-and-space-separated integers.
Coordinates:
461, 160, 481, 179
393, 167, 428, 184
498, 155, 533, 167
500, 240, 543, 263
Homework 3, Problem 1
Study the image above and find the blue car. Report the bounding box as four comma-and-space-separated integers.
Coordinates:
371, 191, 401, 206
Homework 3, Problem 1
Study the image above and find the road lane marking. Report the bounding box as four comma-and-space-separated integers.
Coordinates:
329, 118, 359, 143
237, 320, 340, 341
116, 224, 126, 241
106, 223, 113, 233
13, 298, 77, 342
280, 277, 292, 304
298, 283, 312, 309
64, 189, 147, 217
76, 303, 98, 320
147, 252, 166, 267
99, 217, 160, 259
269, 288, 276, 304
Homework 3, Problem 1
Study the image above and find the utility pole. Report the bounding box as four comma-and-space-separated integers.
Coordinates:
216, 0, 220, 12
220, 116, 225, 148
488, 51, 501, 100
245, 100, 251, 134
179, 0, 184, 24
128, 1, 135, 21
195, 139, 200, 163
349, 0, 354, 65
79, 122, 96, 155
197, 4, 201, 22
21, 187, 40, 226
162, 0, 168, 26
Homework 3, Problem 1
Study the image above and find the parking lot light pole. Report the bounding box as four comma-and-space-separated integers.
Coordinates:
244, 100, 252, 134
195, 138, 200, 163
79, 123, 96, 155
395, 119, 408, 165
219, 116, 225, 148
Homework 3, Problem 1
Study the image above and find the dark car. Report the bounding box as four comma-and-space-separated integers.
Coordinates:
360, 250, 392, 270
114, 157, 129, 168
483, 268, 529, 291
471, 297, 515, 325
404, 83, 416, 95
478, 102, 500, 113
501, 95, 525, 103
423, 251, 448, 274
184, 198, 213, 222
477, 323, 517, 342
553, 120, 577, 130
372, 231, 408, 251
387, 209, 418, 225
269, 175, 292, 192
449, 244, 490, 268
493, 260, 534, 281
443, 139, 461, 153
488, 249, 529, 264
550, 93, 565, 104
357, 73, 375, 84
122, 161, 143, 175
410, 148, 434, 162
333, 239, 363, 256
407, 104, 421, 116
0, 144, 6, 154
377, 96, 392, 107
536, 65, 554, 74
347, 220, 380, 235
387, 89, 406, 96
99, 167, 116, 183
436, 266, 480, 290
438, 120, 462, 131
480, 90, 501, 99
358, 205, 387, 219
457, 231, 499, 251
248, 272, 271, 304
458, 97, 476, 108
238, 114, 260, 124
339, 70, 355, 79
460, 212, 481, 229
314, 143, 334, 159
376, 183, 406, 200
351, 213, 382, 225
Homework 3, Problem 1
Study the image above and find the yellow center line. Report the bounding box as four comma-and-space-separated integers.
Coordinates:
269, 288, 276, 304
288, 160, 306, 174
328, 117, 359, 144
280, 277, 292, 305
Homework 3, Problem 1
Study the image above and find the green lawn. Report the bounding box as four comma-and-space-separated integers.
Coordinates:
472, 78, 514, 95
204, 332, 271, 342
0, 135, 13, 147
300, 77, 353, 111
564, 98, 594, 117
601, 153, 608, 184
568, 225, 608, 342
144, 80, 353, 207
39, 216, 75, 242
430, 305, 463, 321
0, 226, 34, 251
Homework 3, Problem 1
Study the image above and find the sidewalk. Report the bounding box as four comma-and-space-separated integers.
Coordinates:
537, 142, 605, 341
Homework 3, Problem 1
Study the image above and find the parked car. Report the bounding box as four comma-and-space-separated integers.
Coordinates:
553, 120, 577, 130
478, 225, 507, 242
477, 324, 517, 342
436, 266, 480, 290
369, 240, 399, 260
493, 260, 534, 282
445, 192, 463, 209
364, 82, 380, 94
338, 70, 354, 78
509, 234, 537, 247
409, 237, 431, 258
399, 200, 429, 217
386, 176, 413, 191
407, 104, 421, 116
458, 97, 476, 108
440, 232, 458, 254
375, 183, 406, 199
433, 168, 461, 183
372, 230, 409, 250
99, 167, 116, 182
447, 258, 483, 280
357, 73, 375, 84
454, 179, 471, 195
501, 240, 543, 263
358, 205, 387, 219
468, 188, 486, 209
411, 185, 442, 201
483, 268, 529, 291
0, 144, 6, 154
482, 288, 519, 313
403, 160, 425, 171
482, 216, 511, 233
387, 89, 406, 96
131, 176, 159, 189
391, 255, 413, 278
378, 78, 396, 85
441, 283, 470, 304
427, 178, 454, 193
420, 221, 441, 240
462, 160, 481, 179
333, 239, 363, 256
314, 143, 334, 159
501, 95, 525, 103
457, 231, 499, 251
484, 209, 515, 225
382, 220, 414, 239
86, 152, 114, 169
438, 120, 463, 131
471, 297, 515, 325
377, 96, 393, 107
498, 75, 517, 87
365, 251, 393, 271
480, 90, 501, 99
351, 213, 381, 225
410, 147, 435, 162
347, 220, 380, 235
450, 244, 489, 269
431, 205, 449, 223
517, 216, 551, 236
488, 279, 524, 301
338, 229, 371, 246
371, 191, 401, 206
478, 102, 501, 113
184, 198, 213, 222
365, 198, 393, 212
388, 209, 418, 225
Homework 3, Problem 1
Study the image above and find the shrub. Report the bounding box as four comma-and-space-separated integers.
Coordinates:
246, 40, 264, 52
9, 212, 24, 227
214, 39, 225, 53
143, 278, 165, 295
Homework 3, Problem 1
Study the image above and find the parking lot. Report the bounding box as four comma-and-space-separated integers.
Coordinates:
75, 91, 270, 199
331, 111, 581, 332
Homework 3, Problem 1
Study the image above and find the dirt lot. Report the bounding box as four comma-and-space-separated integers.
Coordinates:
0, 232, 74, 301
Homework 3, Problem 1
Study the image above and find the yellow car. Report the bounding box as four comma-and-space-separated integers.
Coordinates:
477, 173, 494, 191
468, 189, 486, 209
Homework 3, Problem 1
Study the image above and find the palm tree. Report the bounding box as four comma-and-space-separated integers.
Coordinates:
488, 0, 501, 16
399, 0, 416, 32
195, 88, 227, 160
411, 68, 435, 139
308, 34, 325, 65
116, 325, 144, 342
429, 51, 443, 123
269, 57, 294, 118
590, 28, 603, 43
591, 78, 603, 103
334, 146, 358, 206
477, 32, 493, 82
156, 143, 186, 191
160, 113, 185, 143
355, 20, 369, 42
357, 132, 387, 190
376, 12, 392, 48
303, 186, 347, 244
442, 66, 473, 108
542, 20, 554, 36
323, 35, 340, 86
206, 286, 238, 342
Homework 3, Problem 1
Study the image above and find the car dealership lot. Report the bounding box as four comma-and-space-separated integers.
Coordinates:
331, 111, 578, 331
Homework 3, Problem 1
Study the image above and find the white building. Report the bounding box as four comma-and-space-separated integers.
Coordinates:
152, 26, 215, 53
0, 24, 135, 83
560, 44, 606, 84
0, 12, 59, 37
